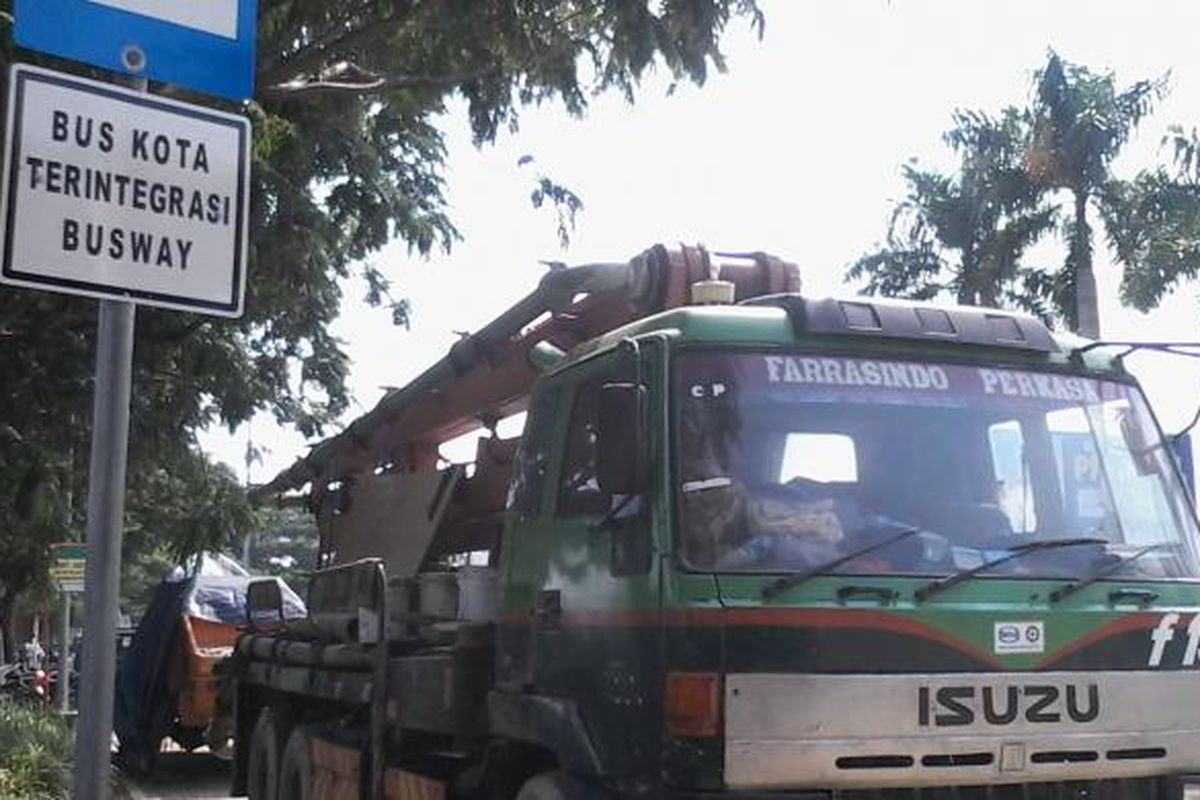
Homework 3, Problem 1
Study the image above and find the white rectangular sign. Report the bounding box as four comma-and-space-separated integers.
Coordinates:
86, 0, 239, 39
0, 65, 250, 317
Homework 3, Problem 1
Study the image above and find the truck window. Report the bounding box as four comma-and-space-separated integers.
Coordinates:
507, 387, 560, 520
988, 420, 1036, 533
676, 351, 1200, 580
780, 433, 858, 483
1045, 406, 1111, 537
1050, 400, 1181, 545
557, 380, 610, 517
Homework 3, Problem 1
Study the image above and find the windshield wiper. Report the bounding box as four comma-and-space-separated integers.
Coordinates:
1048, 543, 1173, 604
914, 537, 1107, 603
761, 525, 923, 601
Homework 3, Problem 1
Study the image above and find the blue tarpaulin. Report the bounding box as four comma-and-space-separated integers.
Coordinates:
113, 577, 188, 767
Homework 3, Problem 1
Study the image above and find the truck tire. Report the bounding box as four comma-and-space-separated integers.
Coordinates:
514, 772, 567, 800
279, 725, 315, 800
246, 708, 280, 800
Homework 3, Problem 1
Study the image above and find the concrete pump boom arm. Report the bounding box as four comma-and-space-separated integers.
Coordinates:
255, 243, 799, 499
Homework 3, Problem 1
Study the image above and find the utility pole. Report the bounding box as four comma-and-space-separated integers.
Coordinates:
243, 429, 256, 569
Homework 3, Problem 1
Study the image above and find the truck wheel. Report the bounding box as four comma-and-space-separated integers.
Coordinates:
246, 708, 280, 800
514, 771, 567, 800
279, 725, 314, 800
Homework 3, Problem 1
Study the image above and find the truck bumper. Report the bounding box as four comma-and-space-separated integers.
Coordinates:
725, 671, 1200, 791
666, 776, 1187, 799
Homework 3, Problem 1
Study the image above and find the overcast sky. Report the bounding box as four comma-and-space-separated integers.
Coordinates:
203, 0, 1200, 483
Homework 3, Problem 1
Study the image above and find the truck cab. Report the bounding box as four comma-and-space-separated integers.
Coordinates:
496, 296, 1200, 798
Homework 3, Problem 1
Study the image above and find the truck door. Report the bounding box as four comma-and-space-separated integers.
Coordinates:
499, 353, 663, 782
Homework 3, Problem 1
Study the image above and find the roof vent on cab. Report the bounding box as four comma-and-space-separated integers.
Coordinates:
739, 294, 1059, 353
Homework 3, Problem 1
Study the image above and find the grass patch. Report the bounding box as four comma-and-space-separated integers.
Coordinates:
0, 700, 72, 800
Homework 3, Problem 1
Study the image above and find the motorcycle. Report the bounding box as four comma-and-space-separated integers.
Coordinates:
0, 661, 55, 705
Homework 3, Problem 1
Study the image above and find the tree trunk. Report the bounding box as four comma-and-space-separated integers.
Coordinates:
1072, 192, 1101, 338
979, 278, 999, 308
956, 282, 975, 306
958, 246, 979, 306
0, 592, 14, 664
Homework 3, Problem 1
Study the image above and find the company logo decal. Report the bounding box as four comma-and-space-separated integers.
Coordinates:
1148, 613, 1200, 667
918, 683, 1099, 727
994, 621, 1043, 654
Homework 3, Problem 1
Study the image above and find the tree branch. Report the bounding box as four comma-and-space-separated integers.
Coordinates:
260, 67, 499, 99
257, 3, 415, 88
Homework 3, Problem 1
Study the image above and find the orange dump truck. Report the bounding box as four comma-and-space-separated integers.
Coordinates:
173, 614, 242, 732
114, 557, 305, 774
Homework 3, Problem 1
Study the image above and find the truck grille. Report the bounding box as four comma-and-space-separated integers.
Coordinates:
832, 777, 1177, 800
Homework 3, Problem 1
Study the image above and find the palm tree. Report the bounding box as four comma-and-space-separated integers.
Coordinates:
1025, 51, 1168, 337
1100, 126, 1200, 313
849, 109, 1057, 314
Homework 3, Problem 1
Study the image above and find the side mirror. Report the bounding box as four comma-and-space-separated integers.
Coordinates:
597, 382, 649, 495
246, 578, 284, 627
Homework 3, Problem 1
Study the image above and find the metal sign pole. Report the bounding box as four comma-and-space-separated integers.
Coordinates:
71, 298, 136, 800
57, 590, 70, 714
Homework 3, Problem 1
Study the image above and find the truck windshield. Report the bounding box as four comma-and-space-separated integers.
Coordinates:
675, 351, 1200, 581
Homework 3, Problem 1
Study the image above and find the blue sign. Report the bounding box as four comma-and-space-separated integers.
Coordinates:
14, 0, 258, 101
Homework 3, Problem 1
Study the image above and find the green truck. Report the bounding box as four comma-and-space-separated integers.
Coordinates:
232, 244, 1200, 799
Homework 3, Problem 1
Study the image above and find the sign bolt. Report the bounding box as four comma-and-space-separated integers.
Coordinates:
119, 45, 146, 73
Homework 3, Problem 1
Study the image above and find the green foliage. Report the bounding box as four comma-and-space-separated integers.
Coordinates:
0, 399, 77, 650
0, 701, 72, 800
849, 109, 1057, 316
125, 458, 258, 564
523, 156, 585, 247
1027, 53, 1167, 194
248, 507, 319, 598
851, 50, 1200, 332
1104, 128, 1200, 311
120, 546, 177, 616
